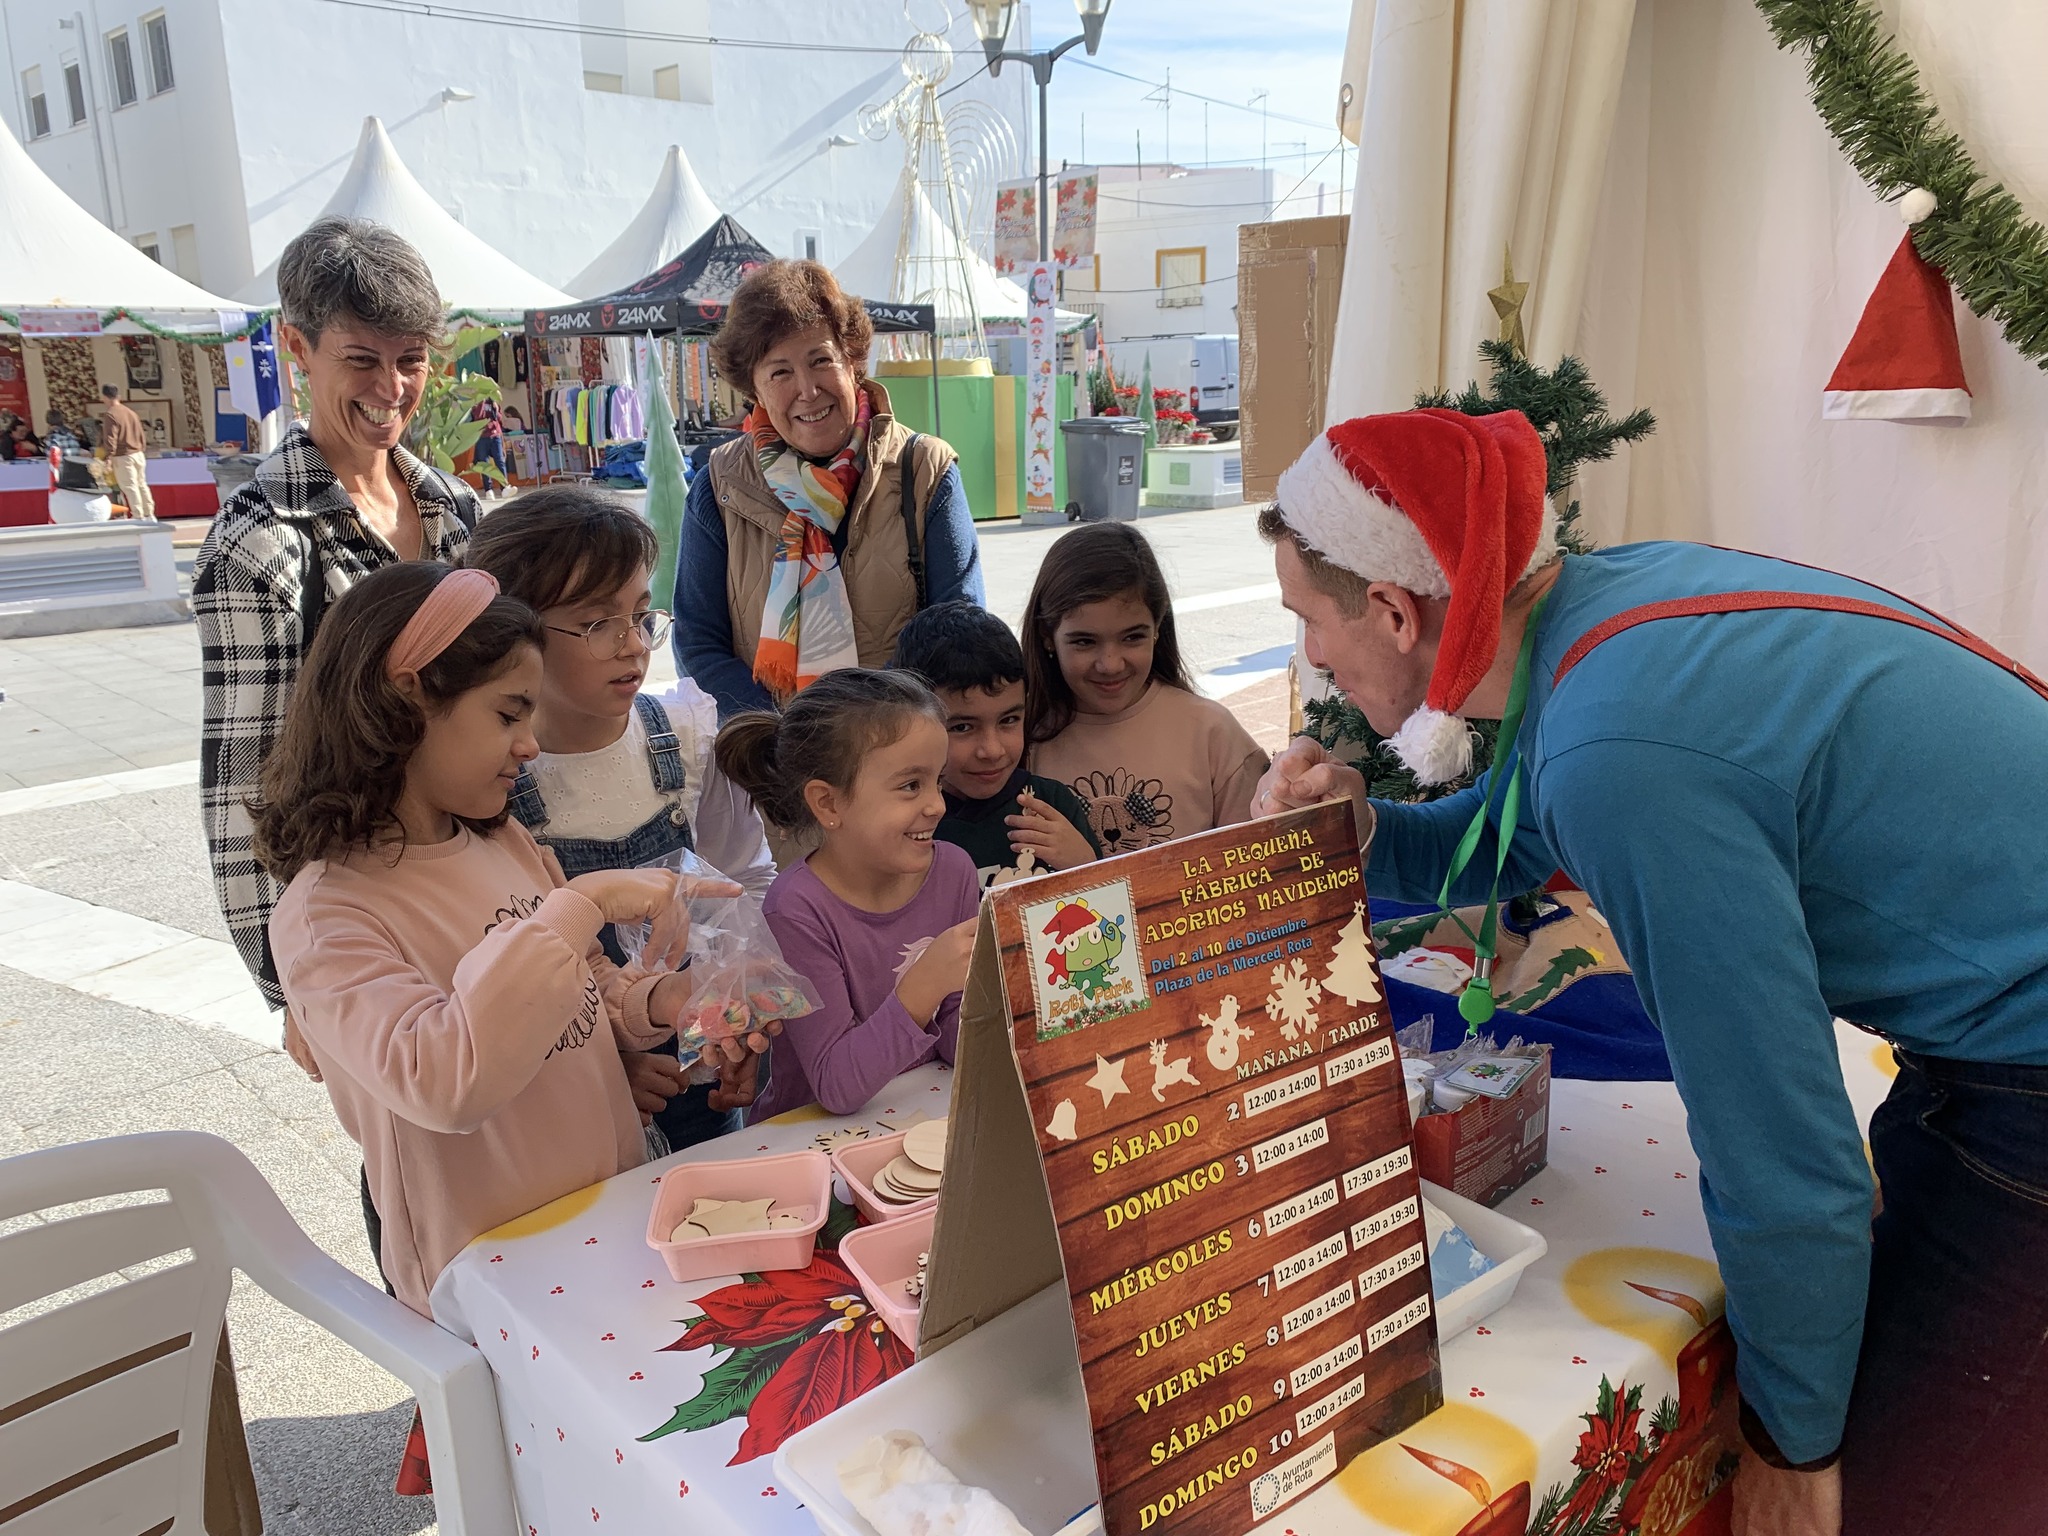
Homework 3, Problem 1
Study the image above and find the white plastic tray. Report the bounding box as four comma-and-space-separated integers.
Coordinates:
1420, 1178, 1548, 1339
777, 1186, 1547, 1536
775, 1283, 1098, 1536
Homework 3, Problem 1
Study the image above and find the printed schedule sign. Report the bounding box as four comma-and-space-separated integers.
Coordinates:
984, 802, 1441, 1536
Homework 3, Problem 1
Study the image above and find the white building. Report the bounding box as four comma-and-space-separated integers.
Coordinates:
1061, 161, 1342, 344
0, 0, 1033, 301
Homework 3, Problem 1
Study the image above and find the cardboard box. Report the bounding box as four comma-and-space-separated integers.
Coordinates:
1411, 1047, 1551, 1207
1237, 215, 1349, 502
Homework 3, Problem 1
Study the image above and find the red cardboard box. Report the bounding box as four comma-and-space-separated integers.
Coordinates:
1411, 1046, 1550, 1206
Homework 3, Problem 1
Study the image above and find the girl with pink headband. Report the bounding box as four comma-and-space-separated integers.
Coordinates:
251, 561, 738, 1317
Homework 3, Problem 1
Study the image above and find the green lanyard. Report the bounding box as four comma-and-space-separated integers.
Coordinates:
1434, 593, 1549, 1032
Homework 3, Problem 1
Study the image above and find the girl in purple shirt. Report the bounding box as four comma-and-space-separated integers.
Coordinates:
716, 669, 980, 1118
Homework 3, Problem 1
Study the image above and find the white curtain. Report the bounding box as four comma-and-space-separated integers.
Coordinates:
1574, 0, 2048, 667
1326, 0, 1639, 418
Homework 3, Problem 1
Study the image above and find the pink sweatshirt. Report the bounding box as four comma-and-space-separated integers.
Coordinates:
271, 820, 669, 1315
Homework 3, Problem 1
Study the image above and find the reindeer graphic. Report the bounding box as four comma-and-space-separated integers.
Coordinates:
1149, 1040, 1200, 1103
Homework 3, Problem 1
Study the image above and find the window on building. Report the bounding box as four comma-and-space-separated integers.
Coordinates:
134, 233, 162, 264
170, 225, 200, 282
106, 29, 137, 108
64, 64, 86, 126
1155, 247, 1206, 308
579, 0, 712, 103
143, 13, 174, 95
796, 230, 820, 262
23, 68, 49, 139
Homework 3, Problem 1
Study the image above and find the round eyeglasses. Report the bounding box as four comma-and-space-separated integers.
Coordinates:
544, 609, 674, 660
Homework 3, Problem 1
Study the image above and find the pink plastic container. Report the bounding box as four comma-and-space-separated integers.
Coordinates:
830, 1130, 939, 1226
839, 1206, 936, 1350
645, 1150, 832, 1283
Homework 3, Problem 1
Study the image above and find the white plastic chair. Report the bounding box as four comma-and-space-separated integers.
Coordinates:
0, 1130, 517, 1535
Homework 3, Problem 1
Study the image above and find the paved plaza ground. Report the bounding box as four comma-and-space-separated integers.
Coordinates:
0, 503, 1298, 1535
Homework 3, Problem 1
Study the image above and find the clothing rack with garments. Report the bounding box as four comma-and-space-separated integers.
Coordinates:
542, 382, 645, 449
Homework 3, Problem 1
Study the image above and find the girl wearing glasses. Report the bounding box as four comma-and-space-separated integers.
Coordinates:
464, 486, 776, 1153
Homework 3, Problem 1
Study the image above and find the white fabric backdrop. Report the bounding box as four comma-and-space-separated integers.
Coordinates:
1574, 0, 2048, 668
1328, 0, 2048, 668
1326, 0, 1639, 416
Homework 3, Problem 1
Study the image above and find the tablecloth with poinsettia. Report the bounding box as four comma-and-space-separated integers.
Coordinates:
431, 1029, 1898, 1536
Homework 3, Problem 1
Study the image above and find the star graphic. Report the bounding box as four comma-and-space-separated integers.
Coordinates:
1086, 1053, 1129, 1107
1489, 245, 1529, 358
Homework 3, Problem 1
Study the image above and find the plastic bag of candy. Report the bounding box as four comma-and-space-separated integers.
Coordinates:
676, 892, 819, 1056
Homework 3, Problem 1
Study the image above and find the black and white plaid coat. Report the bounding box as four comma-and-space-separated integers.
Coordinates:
192, 423, 479, 1011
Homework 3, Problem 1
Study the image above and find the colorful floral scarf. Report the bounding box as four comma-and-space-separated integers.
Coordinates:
748, 389, 872, 697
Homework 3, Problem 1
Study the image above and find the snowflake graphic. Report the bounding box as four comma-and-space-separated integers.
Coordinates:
1264, 959, 1323, 1041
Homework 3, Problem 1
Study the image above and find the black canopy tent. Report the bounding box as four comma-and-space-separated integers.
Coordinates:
524, 215, 943, 434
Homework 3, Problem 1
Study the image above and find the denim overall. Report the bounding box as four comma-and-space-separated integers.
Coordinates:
507, 694, 740, 1151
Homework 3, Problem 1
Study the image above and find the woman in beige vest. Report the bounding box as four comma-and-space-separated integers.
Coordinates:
672, 259, 982, 719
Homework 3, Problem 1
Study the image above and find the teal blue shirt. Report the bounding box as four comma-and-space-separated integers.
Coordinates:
1366, 542, 2048, 1462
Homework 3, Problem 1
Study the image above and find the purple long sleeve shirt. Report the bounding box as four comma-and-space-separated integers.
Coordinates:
750, 843, 981, 1121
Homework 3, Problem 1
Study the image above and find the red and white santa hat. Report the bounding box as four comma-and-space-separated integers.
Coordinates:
1822, 189, 1971, 424
1273, 407, 1553, 785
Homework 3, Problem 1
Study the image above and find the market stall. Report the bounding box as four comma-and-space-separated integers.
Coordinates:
432, 803, 1899, 1536
0, 116, 255, 525
434, 1023, 1893, 1536
522, 215, 940, 481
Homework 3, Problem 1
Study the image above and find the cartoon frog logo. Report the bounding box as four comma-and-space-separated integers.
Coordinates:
1042, 898, 1128, 1001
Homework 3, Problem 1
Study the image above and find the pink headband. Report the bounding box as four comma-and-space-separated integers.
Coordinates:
385, 568, 500, 679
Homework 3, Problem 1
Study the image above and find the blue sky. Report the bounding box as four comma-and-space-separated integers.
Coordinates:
1019, 0, 1353, 181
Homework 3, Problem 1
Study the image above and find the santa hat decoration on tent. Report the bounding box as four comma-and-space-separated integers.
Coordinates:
1822, 188, 1971, 424
1274, 408, 1554, 786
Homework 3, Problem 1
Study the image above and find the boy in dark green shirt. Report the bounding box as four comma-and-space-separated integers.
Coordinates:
890, 601, 1101, 888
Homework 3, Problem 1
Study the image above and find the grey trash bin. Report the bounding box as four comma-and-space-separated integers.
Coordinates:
1059, 417, 1148, 523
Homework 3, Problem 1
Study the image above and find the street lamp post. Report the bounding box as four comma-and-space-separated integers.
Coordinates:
967, 0, 1112, 263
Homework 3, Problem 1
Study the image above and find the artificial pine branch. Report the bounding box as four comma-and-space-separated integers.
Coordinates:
1755, 0, 2048, 367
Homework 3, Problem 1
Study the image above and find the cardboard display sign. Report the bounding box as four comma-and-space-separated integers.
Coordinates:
923, 803, 1441, 1536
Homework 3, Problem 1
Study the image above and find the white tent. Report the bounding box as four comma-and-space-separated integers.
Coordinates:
837, 169, 1087, 333
0, 117, 244, 331
566, 145, 722, 299
239, 117, 569, 319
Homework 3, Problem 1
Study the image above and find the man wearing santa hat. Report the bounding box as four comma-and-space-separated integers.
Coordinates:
1256, 407, 2048, 1536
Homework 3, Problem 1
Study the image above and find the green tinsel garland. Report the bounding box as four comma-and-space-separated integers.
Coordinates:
1756, 0, 2048, 368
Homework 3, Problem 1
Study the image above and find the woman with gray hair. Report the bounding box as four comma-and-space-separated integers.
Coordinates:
193, 216, 481, 1024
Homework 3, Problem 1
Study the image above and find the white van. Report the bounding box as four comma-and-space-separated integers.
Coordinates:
1103, 334, 1239, 438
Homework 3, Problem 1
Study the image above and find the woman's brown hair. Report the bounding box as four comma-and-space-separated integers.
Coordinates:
713, 668, 942, 832
461, 482, 660, 613
252, 562, 543, 882
710, 259, 873, 404
1020, 521, 1194, 743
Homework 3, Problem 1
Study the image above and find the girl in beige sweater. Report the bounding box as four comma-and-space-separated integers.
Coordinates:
257, 563, 723, 1315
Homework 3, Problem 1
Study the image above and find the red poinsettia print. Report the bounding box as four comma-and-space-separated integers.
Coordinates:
661, 1252, 867, 1351
1554, 1383, 1644, 1528
732, 1313, 912, 1464
641, 1226, 913, 1457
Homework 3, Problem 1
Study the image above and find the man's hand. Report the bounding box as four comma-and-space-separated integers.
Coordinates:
620, 1051, 689, 1125
1006, 791, 1097, 871
283, 1010, 322, 1082
1252, 737, 1374, 842
1731, 1455, 1841, 1536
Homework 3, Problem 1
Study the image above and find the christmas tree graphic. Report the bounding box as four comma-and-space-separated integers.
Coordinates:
1322, 900, 1384, 1008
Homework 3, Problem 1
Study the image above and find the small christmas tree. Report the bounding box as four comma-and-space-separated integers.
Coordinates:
1321, 900, 1384, 1008
1303, 342, 1655, 801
